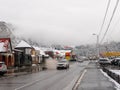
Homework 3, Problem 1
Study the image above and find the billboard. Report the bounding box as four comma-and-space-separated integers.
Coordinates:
0, 38, 11, 52
101, 52, 120, 57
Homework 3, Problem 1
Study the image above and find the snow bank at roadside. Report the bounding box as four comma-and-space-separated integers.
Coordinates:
110, 70, 120, 75
100, 69, 120, 90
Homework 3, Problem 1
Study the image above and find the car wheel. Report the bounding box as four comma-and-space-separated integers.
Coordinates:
0, 73, 4, 76
57, 67, 59, 70
64, 66, 67, 69
68, 65, 69, 69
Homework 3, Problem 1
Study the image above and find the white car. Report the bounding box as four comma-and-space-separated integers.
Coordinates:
56, 59, 69, 69
98, 58, 111, 65
0, 62, 7, 75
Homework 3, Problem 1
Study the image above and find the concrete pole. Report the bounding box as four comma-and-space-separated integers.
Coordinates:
93, 34, 99, 58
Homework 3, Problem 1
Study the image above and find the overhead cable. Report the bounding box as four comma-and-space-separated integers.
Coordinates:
100, 0, 119, 43
99, 0, 111, 37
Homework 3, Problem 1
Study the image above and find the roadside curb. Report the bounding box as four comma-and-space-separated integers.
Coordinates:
0, 72, 31, 80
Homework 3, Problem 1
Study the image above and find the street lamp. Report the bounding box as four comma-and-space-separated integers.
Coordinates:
93, 33, 99, 58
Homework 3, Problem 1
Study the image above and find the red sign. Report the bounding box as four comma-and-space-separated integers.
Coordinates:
65, 52, 71, 56
0, 38, 10, 52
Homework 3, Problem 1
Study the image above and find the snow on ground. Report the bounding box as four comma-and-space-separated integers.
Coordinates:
110, 70, 120, 75
100, 69, 120, 90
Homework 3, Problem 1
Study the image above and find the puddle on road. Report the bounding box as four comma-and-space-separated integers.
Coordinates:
5, 59, 58, 76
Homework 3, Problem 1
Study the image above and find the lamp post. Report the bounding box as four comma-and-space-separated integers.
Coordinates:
93, 33, 99, 58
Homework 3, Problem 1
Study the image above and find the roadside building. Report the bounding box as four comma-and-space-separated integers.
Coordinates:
15, 40, 32, 67
0, 38, 14, 68
31, 47, 41, 64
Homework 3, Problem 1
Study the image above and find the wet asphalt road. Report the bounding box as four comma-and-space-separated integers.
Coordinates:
77, 61, 116, 90
0, 60, 89, 90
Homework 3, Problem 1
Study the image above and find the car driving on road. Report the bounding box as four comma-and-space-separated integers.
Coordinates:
56, 59, 69, 69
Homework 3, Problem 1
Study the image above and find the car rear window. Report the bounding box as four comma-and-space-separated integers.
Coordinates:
59, 61, 67, 63
99, 59, 108, 61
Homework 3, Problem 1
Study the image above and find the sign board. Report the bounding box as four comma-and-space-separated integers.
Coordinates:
101, 52, 120, 57
65, 52, 71, 56
0, 38, 11, 52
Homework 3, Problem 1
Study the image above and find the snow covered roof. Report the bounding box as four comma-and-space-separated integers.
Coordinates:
40, 50, 46, 55
32, 46, 48, 56
33, 46, 40, 50
15, 40, 32, 48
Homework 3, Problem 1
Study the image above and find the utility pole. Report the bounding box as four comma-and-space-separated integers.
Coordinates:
93, 33, 99, 58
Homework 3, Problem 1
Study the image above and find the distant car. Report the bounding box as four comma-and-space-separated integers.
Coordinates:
98, 58, 111, 65
69, 59, 77, 61
0, 61, 7, 75
77, 59, 83, 63
57, 59, 69, 69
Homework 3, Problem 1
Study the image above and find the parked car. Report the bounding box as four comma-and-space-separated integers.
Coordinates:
0, 61, 7, 75
98, 58, 111, 65
56, 59, 69, 69
111, 58, 120, 66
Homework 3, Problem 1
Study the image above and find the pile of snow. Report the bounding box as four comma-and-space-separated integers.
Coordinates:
110, 70, 120, 75
100, 69, 120, 90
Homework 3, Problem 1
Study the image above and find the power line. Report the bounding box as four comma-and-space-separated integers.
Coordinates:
99, 0, 111, 37
108, 16, 120, 38
100, 0, 120, 44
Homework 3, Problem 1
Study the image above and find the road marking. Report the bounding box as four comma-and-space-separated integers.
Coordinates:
14, 70, 62, 90
63, 74, 79, 90
72, 69, 87, 90
14, 78, 41, 90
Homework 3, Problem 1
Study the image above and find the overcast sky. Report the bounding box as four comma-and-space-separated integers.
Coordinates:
0, 0, 120, 46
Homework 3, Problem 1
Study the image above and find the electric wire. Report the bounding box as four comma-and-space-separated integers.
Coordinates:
108, 16, 120, 39
98, 0, 111, 37
100, 0, 120, 44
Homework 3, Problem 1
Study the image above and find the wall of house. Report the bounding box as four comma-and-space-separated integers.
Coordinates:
0, 53, 14, 68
